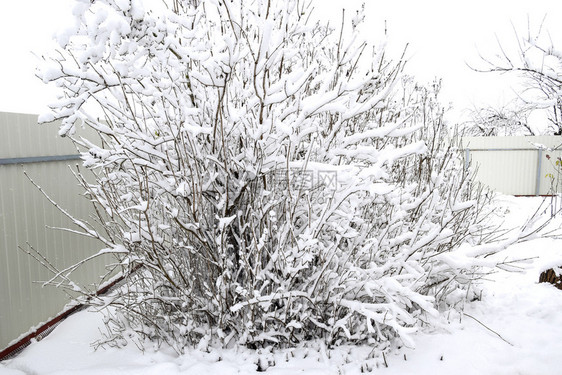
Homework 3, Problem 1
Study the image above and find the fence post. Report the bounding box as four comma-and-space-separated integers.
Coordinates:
535, 148, 542, 196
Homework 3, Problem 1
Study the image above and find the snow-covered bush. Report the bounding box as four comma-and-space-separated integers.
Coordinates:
37, 0, 531, 354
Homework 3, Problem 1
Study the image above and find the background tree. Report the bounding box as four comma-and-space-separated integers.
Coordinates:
464, 104, 533, 136
474, 19, 562, 135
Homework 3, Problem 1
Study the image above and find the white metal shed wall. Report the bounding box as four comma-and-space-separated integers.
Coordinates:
461, 136, 562, 196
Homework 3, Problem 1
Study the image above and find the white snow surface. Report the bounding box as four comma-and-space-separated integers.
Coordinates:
1, 195, 562, 375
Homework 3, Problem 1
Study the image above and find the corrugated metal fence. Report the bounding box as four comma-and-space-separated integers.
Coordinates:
462, 136, 562, 196
0, 112, 109, 352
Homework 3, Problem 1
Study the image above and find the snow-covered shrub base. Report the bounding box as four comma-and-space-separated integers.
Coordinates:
38, 0, 537, 354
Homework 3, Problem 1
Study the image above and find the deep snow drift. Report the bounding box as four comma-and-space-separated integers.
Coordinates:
1, 195, 561, 375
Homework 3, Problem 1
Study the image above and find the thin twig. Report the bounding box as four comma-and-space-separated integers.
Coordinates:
463, 312, 514, 346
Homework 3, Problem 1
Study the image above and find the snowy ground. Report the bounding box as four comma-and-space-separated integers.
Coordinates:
1, 195, 561, 375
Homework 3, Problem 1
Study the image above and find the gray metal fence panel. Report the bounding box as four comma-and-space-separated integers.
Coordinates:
0, 112, 110, 351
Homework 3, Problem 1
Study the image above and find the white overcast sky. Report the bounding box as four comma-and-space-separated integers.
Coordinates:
1, 0, 561, 124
